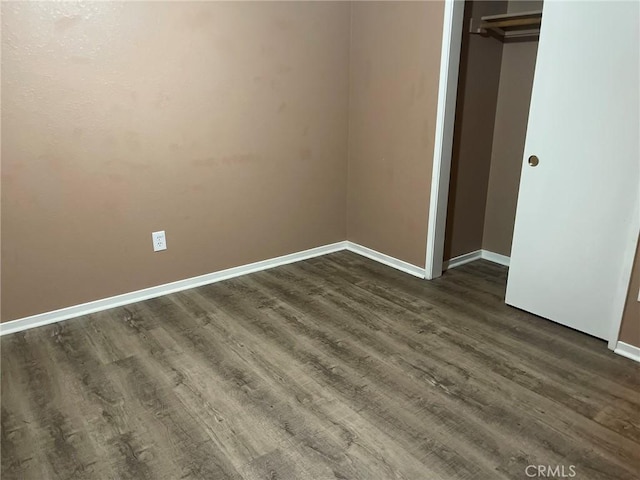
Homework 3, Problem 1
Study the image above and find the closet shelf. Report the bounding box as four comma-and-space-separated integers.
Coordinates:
470, 10, 542, 41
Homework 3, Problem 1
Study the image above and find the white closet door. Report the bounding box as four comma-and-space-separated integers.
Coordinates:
505, 0, 639, 340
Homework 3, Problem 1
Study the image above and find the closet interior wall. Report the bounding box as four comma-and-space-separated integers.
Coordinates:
444, 0, 542, 261
620, 238, 640, 347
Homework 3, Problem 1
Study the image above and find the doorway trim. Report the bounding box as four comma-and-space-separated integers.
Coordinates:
425, 0, 465, 280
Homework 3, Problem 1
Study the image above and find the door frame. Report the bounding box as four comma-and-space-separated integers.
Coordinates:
425, 0, 464, 280
425, 0, 639, 350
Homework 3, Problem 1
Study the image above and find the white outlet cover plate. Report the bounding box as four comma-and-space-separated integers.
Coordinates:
152, 231, 167, 252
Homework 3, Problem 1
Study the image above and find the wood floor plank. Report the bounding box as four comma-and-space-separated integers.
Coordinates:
237, 265, 639, 478
176, 288, 473, 480
2, 252, 639, 479
1, 331, 110, 479
307, 254, 639, 395
142, 293, 433, 480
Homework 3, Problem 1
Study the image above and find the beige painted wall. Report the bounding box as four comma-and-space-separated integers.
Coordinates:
444, 1, 507, 260
1, 1, 351, 321
482, 1, 541, 256
620, 238, 640, 348
347, 1, 444, 268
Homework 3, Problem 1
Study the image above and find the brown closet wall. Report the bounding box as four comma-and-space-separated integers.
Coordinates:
445, 0, 541, 261
444, 0, 507, 260
620, 238, 640, 348
482, 1, 541, 257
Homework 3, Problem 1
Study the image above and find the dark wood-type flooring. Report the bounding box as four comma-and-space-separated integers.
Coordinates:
2, 252, 639, 479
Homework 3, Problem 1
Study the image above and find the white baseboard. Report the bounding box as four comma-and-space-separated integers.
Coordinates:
614, 341, 640, 363
0, 240, 426, 336
481, 250, 510, 267
0, 241, 348, 336
444, 249, 510, 270
345, 242, 425, 279
443, 250, 482, 269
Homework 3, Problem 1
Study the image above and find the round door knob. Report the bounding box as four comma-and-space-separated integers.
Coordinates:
528, 155, 539, 167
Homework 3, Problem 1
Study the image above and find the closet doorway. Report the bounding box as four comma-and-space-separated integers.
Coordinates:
444, 0, 541, 269
426, 0, 639, 347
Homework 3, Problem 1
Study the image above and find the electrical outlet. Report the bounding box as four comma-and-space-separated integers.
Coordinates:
152, 231, 167, 252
